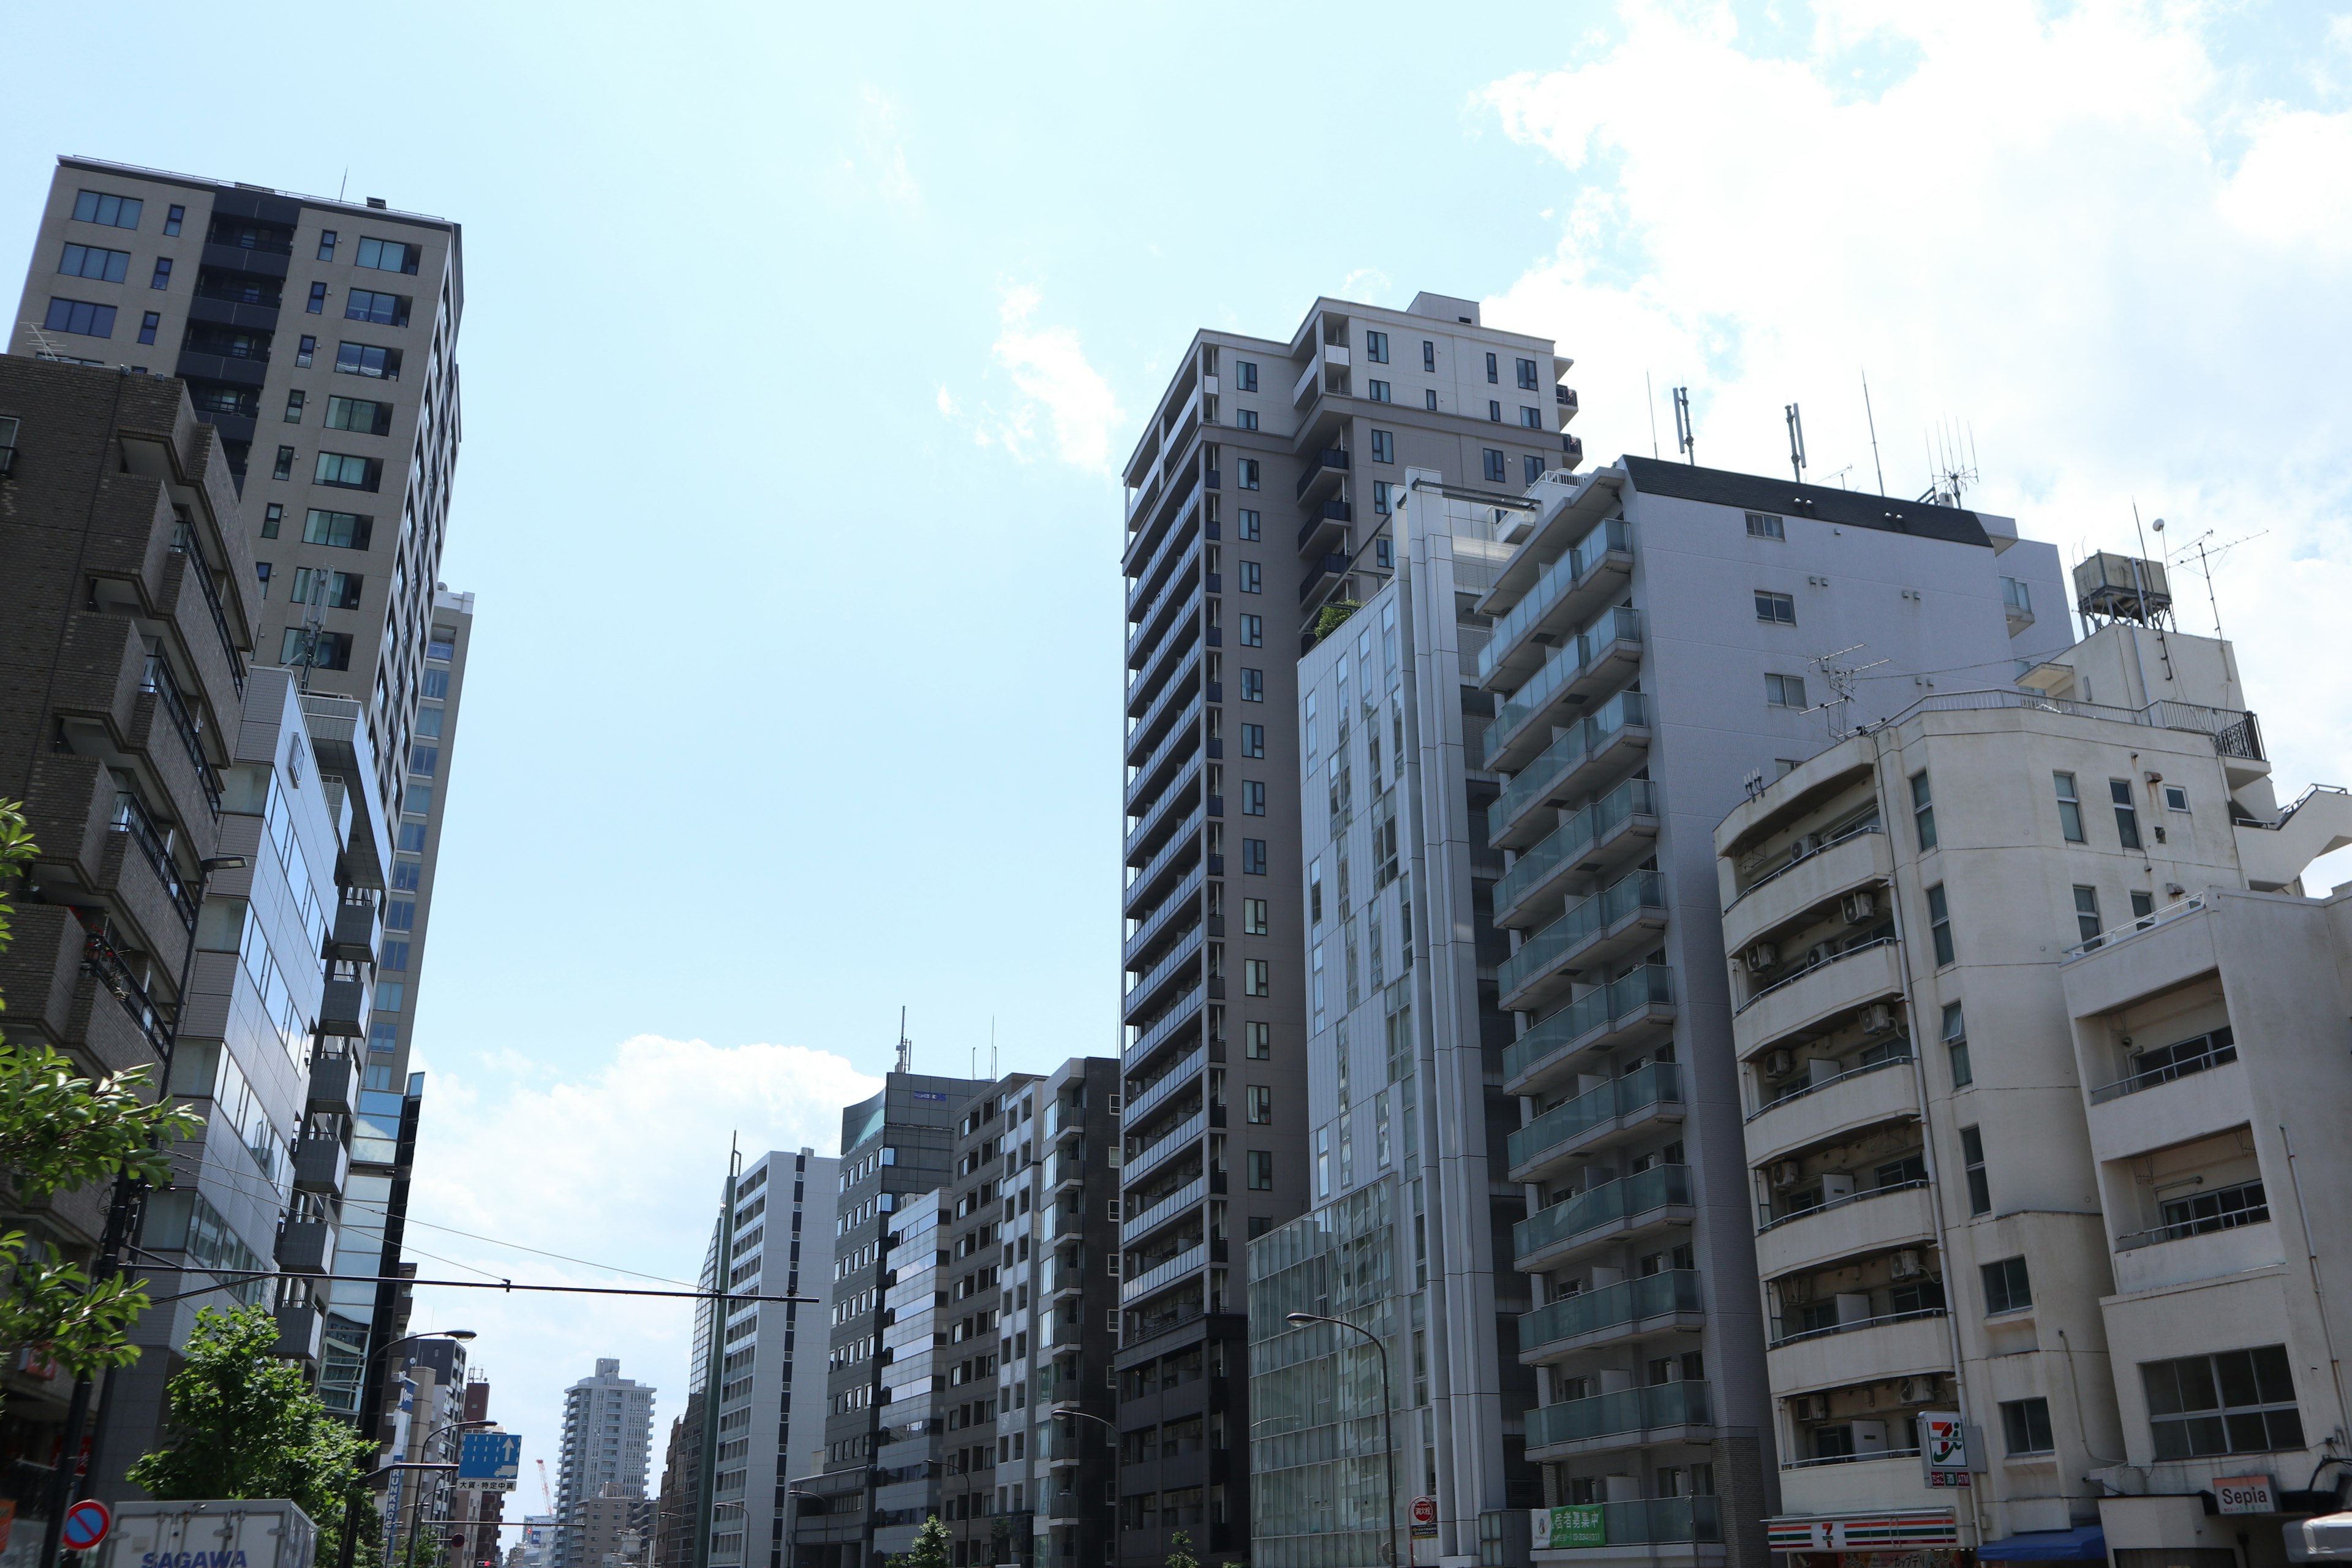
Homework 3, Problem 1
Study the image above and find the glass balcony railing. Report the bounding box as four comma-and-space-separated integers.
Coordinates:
1525, 1380, 1711, 1450
1484, 608, 1643, 761
1502, 967, 1673, 1086
1513, 1164, 1691, 1264
1478, 518, 1631, 685
1488, 691, 1649, 843
1507, 1062, 1681, 1174
1493, 779, 1657, 921
1519, 1270, 1702, 1355
1497, 870, 1666, 1003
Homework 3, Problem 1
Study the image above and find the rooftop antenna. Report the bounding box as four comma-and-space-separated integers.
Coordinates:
989, 1018, 997, 1080
2162, 522, 2267, 641
1922, 418, 1978, 508
1810, 643, 1889, 737
895, 1007, 911, 1076
1819, 464, 1853, 489
1785, 402, 1807, 485
339, 168, 349, 202
1861, 369, 1887, 496
1646, 371, 1660, 459
1672, 386, 1695, 466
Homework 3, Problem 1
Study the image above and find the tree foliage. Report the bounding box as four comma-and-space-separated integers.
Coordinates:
1165, 1531, 1200, 1568
128, 1305, 372, 1528
891, 1515, 952, 1568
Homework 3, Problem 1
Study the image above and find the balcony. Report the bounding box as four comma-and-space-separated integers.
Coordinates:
318, 976, 371, 1040
1488, 692, 1652, 851
1126, 1045, 1205, 1126
1121, 927, 1204, 1025
1293, 447, 1350, 503
1478, 519, 1632, 692
1125, 698, 1203, 814
1121, 1241, 1205, 1304
1125, 809, 1204, 916
1126, 1109, 1207, 1185
1555, 385, 1581, 419
1126, 755, 1203, 865
1123, 984, 1205, 1075
1128, 529, 1202, 636
1494, 779, 1660, 932
1754, 1180, 1935, 1280
1775, 1453, 1952, 1519
1734, 938, 1903, 1055
1518, 1270, 1703, 1363
1484, 608, 1645, 774
1514, 1164, 1694, 1275
1766, 1308, 1950, 1398
273, 1302, 323, 1363
1721, 826, 1893, 959
327, 894, 382, 963
1125, 495, 1202, 616
2111, 1209, 2283, 1297
1125, 645, 1203, 764
308, 1050, 361, 1115
1297, 551, 1352, 605
1295, 499, 1354, 560
1504, 967, 1676, 1099
1508, 1063, 1683, 1185
1744, 1052, 1919, 1169
1291, 342, 1349, 409
1125, 866, 1206, 971
1498, 870, 1667, 1015
293, 1136, 351, 1194
1128, 594, 1204, 713
277, 1218, 336, 1275
1525, 1380, 1712, 1459
1123, 1176, 1207, 1246
137, 657, 221, 818
1530, 1498, 1719, 1554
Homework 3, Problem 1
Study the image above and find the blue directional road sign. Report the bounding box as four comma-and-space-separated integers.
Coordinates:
458, 1431, 524, 1492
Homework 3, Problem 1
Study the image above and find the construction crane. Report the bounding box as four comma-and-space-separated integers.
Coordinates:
537, 1458, 554, 1513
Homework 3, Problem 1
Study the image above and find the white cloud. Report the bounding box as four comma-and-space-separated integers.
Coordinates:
942, 285, 1126, 475
402, 1037, 880, 1486
842, 85, 919, 209
1479, 0, 2352, 883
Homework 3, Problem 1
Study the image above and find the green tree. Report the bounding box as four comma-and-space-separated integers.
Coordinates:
890, 1515, 952, 1568
1164, 1531, 1199, 1568
129, 1305, 372, 1531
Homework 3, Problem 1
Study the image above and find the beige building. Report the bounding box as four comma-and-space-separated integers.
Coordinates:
1712, 582, 2352, 1568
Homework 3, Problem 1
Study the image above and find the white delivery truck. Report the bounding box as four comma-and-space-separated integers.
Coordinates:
97, 1501, 317, 1568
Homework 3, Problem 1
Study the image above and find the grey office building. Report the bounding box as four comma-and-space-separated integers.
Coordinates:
1117, 291, 1578, 1568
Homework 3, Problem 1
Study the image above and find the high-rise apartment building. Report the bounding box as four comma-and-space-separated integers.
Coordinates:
388, 1336, 473, 1562
9, 157, 475, 1461
684, 1148, 840, 1568
557, 1360, 659, 1568
1118, 292, 1577, 1568
1711, 598, 2352, 1568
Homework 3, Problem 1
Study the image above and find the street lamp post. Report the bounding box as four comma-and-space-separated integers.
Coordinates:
399, 1419, 497, 1568
1287, 1312, 1401, 1568
339, 1330, 478, 1568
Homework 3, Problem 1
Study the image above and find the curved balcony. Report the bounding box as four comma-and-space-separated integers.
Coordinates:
1498, 871, 1667, 1016
1485, 608, 1644, 774
1744, 1052, 1919, 1170
1494, 779, 1660, 932
1477, 518, 1632, 692
1722, 826, 1893, 958
1525, 1380, 1711, 1461
1733, 938, 1904, 1057
1766, 1308, 1951, 1397
1513, 1164, 1694, 1275
1754, 1180, 1936, 1280
1518, 1270, 1704, 1363
1488, 692, 1651, 851
1503, 967, 1675, 1099
1507, 1063, 1683, 1186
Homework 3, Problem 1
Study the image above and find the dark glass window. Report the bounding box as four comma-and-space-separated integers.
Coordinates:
2143, 1347, 2302, 1459
42, 298, 116, 337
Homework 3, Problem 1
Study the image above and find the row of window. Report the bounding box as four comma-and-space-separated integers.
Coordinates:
69, 187, 427, 274
1224, 442, 1543, 491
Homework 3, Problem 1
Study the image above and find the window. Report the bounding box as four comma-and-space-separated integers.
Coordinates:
1246, 1020, 1270, 1059
1981, 1256, 2032, 1315
1483, 448, 1506, 483
422, 668, 449, 698
1246, 1151, 1273, 1190
164, 205, 184, 236
1241, 781, 1265, 816
296, 335, 316, 367
356, 236, 421, 274
1375, 537, 1393, 569
2132, 890, 2155, 922
1485, 352, 1498, 383
1368, 379, 1392, 402
1363, 331, 1389, 364
301, 509, 373, 549
2164, 784, 2190, 811
72, 190, 143, 229
254, 562, 271, 597
273, 446, 295, 481
1959, 1125, 1990, 1213
307, 281, 328, 314
343, 287, 412, 327
138, 311, 159, 345
1755, 590, 1796, 625
410, 746, 439, 777
334, 341, 401, 379
2073, 885, 2102, 946
1236, 507, 1261, 541
1911, 771, 1937, 850
1488, 399, 1503, 422
1765, 673, 1806, 709
1239, 614, 1263, 648
1370, 429, 1394, 464
414, 704, 443, 738
1246, 1086, 1272, 1123
1242, 839, 1268, 875
325, 396, 393, 435
317, 230, 338, 261
1523, 455, 1544, 484
2143, 1346, 2303, 1458
315, 451, 381, 491
1520, 405, 1542, 428
1234, 409, 1257, 431
281, 628, 353, 670
1240, 668, 1264, 702
1943, 1002, 1972, 1087
1374, 480, 1392, 514
1240, 723, 1265, 758
1746, 511, 1785, 539
1238, 560, 1261, 595
2111, 779, 2143, 849
1235, 457, 1260, 490
2001, 576, 2032, 616
1424, 388, 1438, 410
57, 244, 128, 282
260, 504, 283, 539
1928, 884, 1955, 966
282, 390, 305, 423
290, 568, 363, 609
1235, 360, 1257, 391
2054, 773, 2084, 841
397, 823, 426, 853
42, 298, 116, 337
2001, 1398, 2054, 1455
1244, 898, 1268, 937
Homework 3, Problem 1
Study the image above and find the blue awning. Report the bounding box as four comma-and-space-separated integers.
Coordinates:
1978, 1527, 2109, 1562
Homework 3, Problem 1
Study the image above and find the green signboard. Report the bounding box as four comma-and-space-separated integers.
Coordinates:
1538, 1506, 1606, 1549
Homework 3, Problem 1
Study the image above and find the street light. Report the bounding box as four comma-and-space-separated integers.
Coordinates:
1287, 1312, 1401, 1568
339, 1331, 479, 1568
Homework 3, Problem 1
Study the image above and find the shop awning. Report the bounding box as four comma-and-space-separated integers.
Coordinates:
1978, 1527, 2108, 1562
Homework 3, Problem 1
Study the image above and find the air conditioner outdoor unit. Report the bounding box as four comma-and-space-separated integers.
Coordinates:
1891, 1250, 1926, 1281
1744, 943, 1778, 973
1770, 1160, 1803, 1189
1806, 941, 1838, 967
1763, 1049, 1795, 1079
1862, 1003, 1895, 1035
1899, 1374, 1942, 1404
1795, 1395, 1830, 1423
1790, 834, 1820, 861
1842, 891, 1877, 924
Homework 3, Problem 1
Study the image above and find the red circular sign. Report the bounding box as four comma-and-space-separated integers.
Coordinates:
62, 1499, 110, 1551
1410, 1497, 1438, 1528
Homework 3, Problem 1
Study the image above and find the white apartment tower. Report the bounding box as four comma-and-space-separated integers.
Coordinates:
557, 1359, 658, 1568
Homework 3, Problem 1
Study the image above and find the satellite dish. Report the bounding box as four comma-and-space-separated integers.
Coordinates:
2152, 518, 2166, 531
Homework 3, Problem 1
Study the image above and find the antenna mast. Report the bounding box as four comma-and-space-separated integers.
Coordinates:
1646, 371, 1660, 459
1861, 369, 1886, 496
1672, 386, 1695, 466
895, 1008, 911, 1075
1784, 402, 1807, 484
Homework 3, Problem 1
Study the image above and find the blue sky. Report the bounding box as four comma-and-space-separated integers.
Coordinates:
9, 0, 2351, 1493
